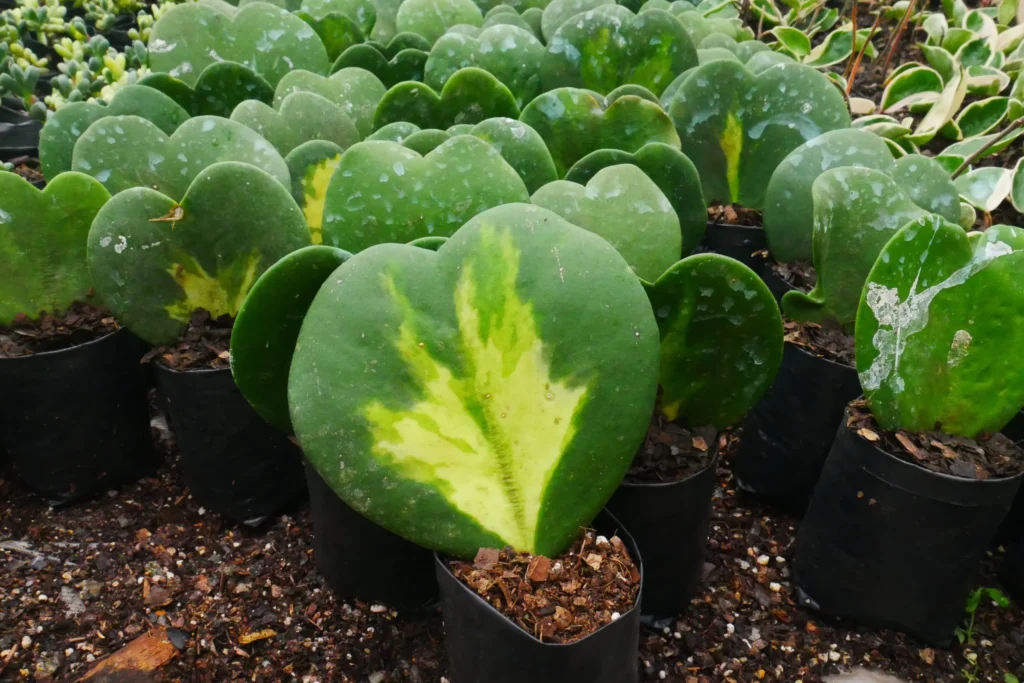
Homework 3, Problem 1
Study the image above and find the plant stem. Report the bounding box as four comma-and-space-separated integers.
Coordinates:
846, 10, 882, 96
843, 0, 859, 79
951, 116, 1024, 179
881, 0, 918, 76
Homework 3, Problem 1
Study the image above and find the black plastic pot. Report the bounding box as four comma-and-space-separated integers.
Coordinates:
996, 411, 1024, 544
734, 342, 860, 514
795, 405, 1024, 645
759, 262, 797, 304
0, 328, 155, 504
305, 461, 438, 611
437, 509, 642, 683
604, 440, 718, 618
0, 106, 43, 162
698, 223, 767, 271
155, 364, 305, 524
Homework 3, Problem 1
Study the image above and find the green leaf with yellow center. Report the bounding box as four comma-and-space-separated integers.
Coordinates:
286, 140, 344, 244
87, 161, 312, 345
290, 203, 660, 556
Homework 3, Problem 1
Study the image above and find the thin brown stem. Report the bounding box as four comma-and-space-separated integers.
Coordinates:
843, 0, 859, 79
881, 0, 918, 76
951, 116, 1024, 179
846, 11, 882, 96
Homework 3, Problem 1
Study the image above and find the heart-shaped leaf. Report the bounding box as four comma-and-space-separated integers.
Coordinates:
565, 142, 706, 256
955, 166, 1014, 212
231, 91, 361, 155
646, 253, 782, 427
273, 67, 387, 138
0, 172, 111, 325
139, 62, 276, 118
880, 66, 943, 113
285, 140, 344, 244
321, 136, 530, 251
148, 2, 330, 88
543, 7, 698, 96
291, 203, 660, 556
857, 218, 1024, 437
87, 161, 312, 345
764, 128, 896, 264
954, 96, 1009, 138
482, 4, 540, 36
370, 0, 403, 41
71, 115, 289, 200
299, 0, 375, 29
520, 88, 680, 177
331, 43, 428, 87
396, 0, 484, 42
40, 85, 192, 180
374, 67, 520, 129
540, 0, 612, 41
668, 60, 851, 209
296, 11, 365, 61
464, 117, 558, 193
531, 164, 681, 282
426, 25, 546, 108
368, 121, 426, 141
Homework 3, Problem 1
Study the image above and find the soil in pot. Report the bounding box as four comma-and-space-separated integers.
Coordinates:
437, 509, 642, 683
795, 400, 1024, 645
604, 415, 719, 618
151, 310, 305, 524
762, 259, 816, 303
0, 303, 156, 503
699, 205, 767, 271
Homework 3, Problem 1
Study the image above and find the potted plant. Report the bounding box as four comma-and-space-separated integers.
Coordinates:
795, 216, 1024, 644
85, 160, 313, 523
0, 170, 155, 503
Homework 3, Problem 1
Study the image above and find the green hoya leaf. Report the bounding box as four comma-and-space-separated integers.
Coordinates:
763, 128, 895, 264
668, 60, 851, 209
646, 253, 783, 427
367, 121, 422, 141
87, 161, 312, 346
482, 5, 537, 35
942, 126, 1023, 160
540, 0, 612, 41
467, 117, 558, 193
1012, 158, 1024, 213
332, 43, 428, 87
374, 67, 520, 129
274, 67, 387, 139
291, 203, 660, 556
954, 96, 1009, 138
803, 25, 879, 68
955, 166, 1013, 212
771, 27, 811, 57
402, 128, 456, 154
148, 2, 330, 88
71, 115, 289, 200
296, 10, 365, 61
370, 0, 403, 41
520, 88, 680, 177
232, 244, 352, 432
920, 45, 957, 84
285, 140, 344, 244
880, 66, 943, 113
857, 218, 1024, 437
908, 66, 967, 145
231, 91, 360, 156
955, 35, 996, 68
300, 0, 375, 29
543, 7, 698, 96
320, 136, 529, 251
0, 172, 111, 325
922, 12, 947, 45
890, 154, 962, 218
531, 164, 682, 282
425, 25, 546, 107
139, 62, 276, 118
565, 142, 706, 256
39, 85, 191, 180
396, 0, 484, 42
966, 65, 1011, 97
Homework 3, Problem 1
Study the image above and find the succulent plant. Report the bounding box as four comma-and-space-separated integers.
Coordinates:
395, 0, 483, 42
87, 161, 312, 345
0, 171, 111, 325
374, 66, 519, 129
274, 67, 386, 138
284, 139, 344, 243
231, 90, 360, 155
139, 62, 276, 118
331, 34, 429, 87
857, 216, 1024, 437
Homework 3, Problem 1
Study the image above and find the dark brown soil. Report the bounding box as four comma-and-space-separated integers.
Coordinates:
783, 319, 856, 366
0, 302, 119, 357
449, 529, 641, 644
847, 399, 1024, 480
626, 415, 718, 484
6, 155, 45, 186
707, 204, 763, 228
143, 310, 232, 371
769, 260, 817, 293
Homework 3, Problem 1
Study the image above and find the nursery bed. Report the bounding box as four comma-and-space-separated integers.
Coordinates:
1, 425, 1020, 683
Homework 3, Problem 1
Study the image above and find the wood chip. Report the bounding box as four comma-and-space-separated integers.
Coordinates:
526, 555, 551, 583
584, 553, 603, 571
237, 629, 277, 645
930, 440, 959, 460
692, 436, 708, 451
78, 629, 177, 681
145, 585, 173, 608
857, 428, 880, 442
894, 432, 926, 460
473, 548, 500, 570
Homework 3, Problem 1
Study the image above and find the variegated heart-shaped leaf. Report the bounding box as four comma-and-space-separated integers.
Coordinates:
285, 140, 344, 243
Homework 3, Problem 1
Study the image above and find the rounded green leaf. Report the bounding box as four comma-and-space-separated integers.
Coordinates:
468, 117, 558, 193
367, 120, 422, 142
890, 154, 961, 220
764, 128, 895, 264
955, 35, 996, 68
285, 140, 344, 243
331, 43, 428, 87
880, 66, 943, 113
531, 164, 682, 282
646, 253, 782, 427
520, 88, 680, 177
402, 128, 453, 154
396, 0, 484, 42
371, 0, 403, 41
274, 67, 387, 139
955, 166, 1014, 212
374, 67, 520, 129
804, 25, 878, 68
232, 245, 352, 431
540, 0, 612, 41
907, 66, 967, 146
668, 60, 851, 209
920, 45, 957, 84
141, 62, 277, 118
231, 91, 360, 156
857, 218, 1024, 437
965, 65, 1011, 97
291, 203, 660, 557
87, 162, 312, 345
954, 96, 1009, 138
301, 0, 375, 29
0, 172, 111, 325
565, 142, 706, 256
296, 11, 366, 62
321, 136, 530, 251
1012, 158, 1024, 213
148, 2, 330, 88
770, 27, 809, 57
543, 7, 698, 96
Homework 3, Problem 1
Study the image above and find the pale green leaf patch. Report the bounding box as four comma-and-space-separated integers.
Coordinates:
955, 166, 1014, 212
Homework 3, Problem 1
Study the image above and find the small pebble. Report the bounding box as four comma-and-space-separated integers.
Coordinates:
770, 582, 782, 592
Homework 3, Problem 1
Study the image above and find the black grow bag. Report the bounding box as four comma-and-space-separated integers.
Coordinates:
605, 440, 718, 618
795, 405, 1024, 645
734, 342, 860, 513
155, 364, 305, 523
305, 461, 438, 611
0, 328, 155, 503
437, 509, 642, 683
995, 410, 1024, 544
697, 223, 767, 271
0, 106, 42, 162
